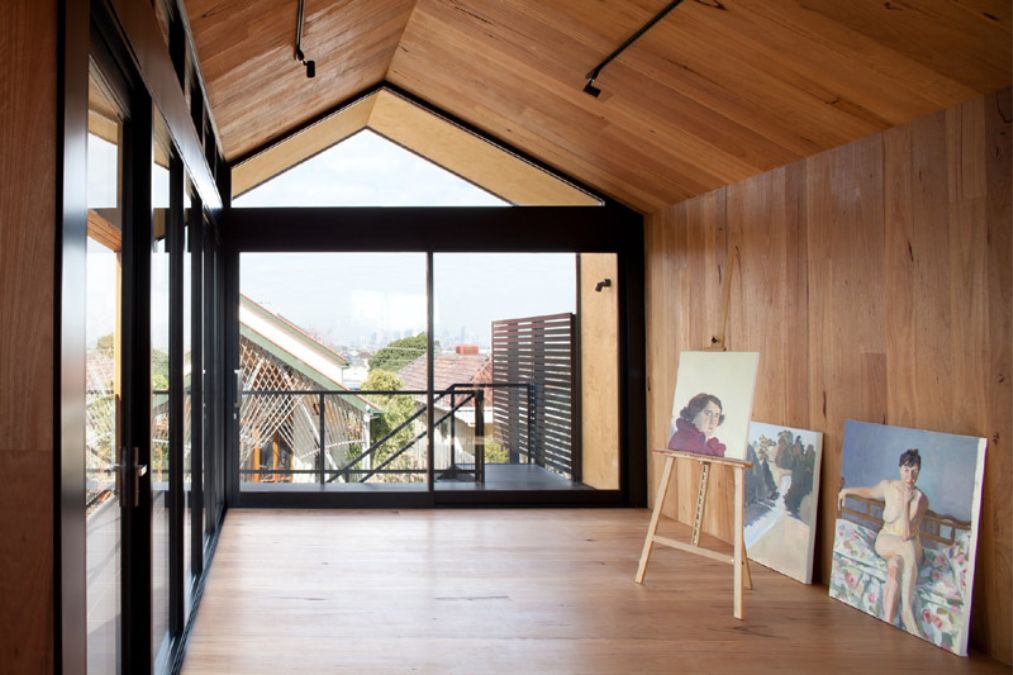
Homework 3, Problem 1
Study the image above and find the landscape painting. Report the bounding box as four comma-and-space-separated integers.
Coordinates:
744, 422, 822, 584
667, 352, 759, 461
830, 420, 987, 656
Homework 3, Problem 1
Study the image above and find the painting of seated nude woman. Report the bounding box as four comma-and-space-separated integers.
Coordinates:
830, 420, 986, 656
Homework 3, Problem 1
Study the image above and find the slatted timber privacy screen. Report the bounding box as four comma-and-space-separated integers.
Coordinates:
491, 313, 578, 479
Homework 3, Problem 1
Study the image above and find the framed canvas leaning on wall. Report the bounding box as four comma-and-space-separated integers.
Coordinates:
831, 420, 987, 656
744, 422, 823, 584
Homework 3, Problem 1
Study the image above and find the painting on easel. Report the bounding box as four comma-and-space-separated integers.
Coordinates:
830, 420, 987, 656
667, 351, 760, 461
744, 422, 823, 584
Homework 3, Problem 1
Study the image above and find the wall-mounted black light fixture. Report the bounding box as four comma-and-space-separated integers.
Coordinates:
595, 278, 613, 292
294, 0, 315, 78
584, 0, 685, 98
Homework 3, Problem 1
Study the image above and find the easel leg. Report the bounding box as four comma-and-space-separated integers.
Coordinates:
691, 462, 710, 546
733, 465, 744, 620
635, 456, 674, 584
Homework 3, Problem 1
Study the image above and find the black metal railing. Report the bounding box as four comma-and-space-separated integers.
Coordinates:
237, 382, 537, 486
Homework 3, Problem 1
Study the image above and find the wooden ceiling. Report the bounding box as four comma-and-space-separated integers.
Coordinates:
185, 0, 414, 157
186, 0, 1011, 212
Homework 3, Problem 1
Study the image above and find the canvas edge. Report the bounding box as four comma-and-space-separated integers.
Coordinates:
956, 438, 988, 657
804, 432, 824, 585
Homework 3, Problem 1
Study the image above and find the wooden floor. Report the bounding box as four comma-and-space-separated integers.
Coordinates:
183, 509, 1006, 674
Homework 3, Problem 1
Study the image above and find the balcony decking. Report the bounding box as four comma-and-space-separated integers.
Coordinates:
240, 463, 594, 492
182, 509, 1006, 674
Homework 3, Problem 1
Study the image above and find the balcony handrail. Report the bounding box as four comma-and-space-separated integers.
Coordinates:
351, 390, 477, 483
239, 381, 533, 484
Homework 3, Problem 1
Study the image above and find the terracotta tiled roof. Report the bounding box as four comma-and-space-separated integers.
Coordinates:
397, 352, 491, 392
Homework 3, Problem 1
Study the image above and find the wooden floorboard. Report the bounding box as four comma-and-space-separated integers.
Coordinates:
183, 509, 1006, 673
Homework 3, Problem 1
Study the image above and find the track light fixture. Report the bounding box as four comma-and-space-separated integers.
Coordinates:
294, 0, 315, 78
584, 0, 685, 97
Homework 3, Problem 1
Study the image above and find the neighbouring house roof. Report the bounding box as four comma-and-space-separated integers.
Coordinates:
396, 351, 492, 394
239, 294, 379, 414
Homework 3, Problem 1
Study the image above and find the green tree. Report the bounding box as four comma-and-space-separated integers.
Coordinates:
482, 438, 508, 464
96, 333, 115, 355
151, 348, 169, 391
367, 333, 434, 373
360, 370, 420, 477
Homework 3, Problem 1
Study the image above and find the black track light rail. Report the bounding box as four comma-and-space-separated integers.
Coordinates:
294, 0, 315, 78
584, 0, 684, 97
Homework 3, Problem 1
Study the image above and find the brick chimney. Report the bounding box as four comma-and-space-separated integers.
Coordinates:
454, 344, 479, 355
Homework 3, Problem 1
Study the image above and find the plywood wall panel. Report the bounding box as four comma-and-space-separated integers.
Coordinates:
974, 87, 1012, 663
645, 89, 1011, 663
0, 0, 56, 669
579, 254, 620, 490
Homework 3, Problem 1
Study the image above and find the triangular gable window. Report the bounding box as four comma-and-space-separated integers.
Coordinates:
234, 129, 506, 207
231, 87, 601, 207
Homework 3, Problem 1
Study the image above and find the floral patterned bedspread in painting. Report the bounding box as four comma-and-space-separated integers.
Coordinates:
829, 517, 971, 655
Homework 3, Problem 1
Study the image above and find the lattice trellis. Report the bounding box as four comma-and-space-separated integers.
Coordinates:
239, 339, 368, 483
86, 351, 117, 512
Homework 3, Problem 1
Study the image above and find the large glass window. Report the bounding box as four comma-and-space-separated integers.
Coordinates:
238, 253, 429, 490
433, 254, 601, 492
233, 130, 505, 207
233, 251, 621, 496
85, 59, 124, 675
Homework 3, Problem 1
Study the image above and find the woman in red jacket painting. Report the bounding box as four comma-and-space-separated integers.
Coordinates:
668, 393, 726, 457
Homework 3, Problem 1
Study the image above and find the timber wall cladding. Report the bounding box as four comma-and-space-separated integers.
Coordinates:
645, 89, 1011, 663
0, 0, 56, 670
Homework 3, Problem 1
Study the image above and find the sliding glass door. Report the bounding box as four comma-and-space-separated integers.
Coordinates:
85, 58, 127, 675
150, 109, 173, 670
430, 253, 616, 493
67, 2, 228, 671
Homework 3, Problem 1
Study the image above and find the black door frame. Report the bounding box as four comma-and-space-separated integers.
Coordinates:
58, 0, 229, 671
222, 206, 647, 509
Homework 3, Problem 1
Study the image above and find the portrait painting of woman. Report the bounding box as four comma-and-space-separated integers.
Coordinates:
668, 393, 726, 457
666, 351, 759, 462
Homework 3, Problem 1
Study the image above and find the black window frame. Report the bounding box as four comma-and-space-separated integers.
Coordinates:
222, 205, 647, 509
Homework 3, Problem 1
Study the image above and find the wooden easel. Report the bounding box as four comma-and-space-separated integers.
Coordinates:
635, 246, 753, 619
634, 449, 753, 619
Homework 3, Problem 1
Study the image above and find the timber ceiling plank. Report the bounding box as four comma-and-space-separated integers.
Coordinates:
386, 0, 1010, 211
185, 0, 416, 160
187, 0, 1011, 211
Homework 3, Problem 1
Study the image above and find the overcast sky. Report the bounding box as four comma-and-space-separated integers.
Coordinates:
234, 129, 506, 207
241, 252, 575, 349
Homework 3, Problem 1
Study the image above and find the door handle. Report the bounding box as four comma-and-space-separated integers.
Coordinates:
234, 369, 242, 417
132, 447, 147, 508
